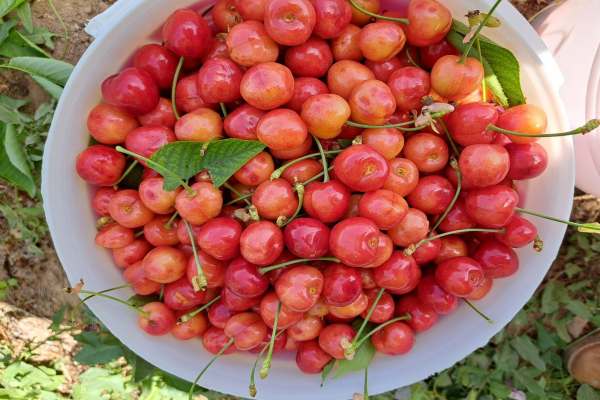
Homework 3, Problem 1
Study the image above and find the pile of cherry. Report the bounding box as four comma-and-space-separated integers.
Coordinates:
74, 0, 574, 385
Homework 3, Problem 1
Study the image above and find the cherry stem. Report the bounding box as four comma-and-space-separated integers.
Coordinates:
171, 57, 184, 120
313, 136, 330, 182
343, 289, 385, 360
80, 284, 131, 304
346, 110, 452, 131
477, 39, 488, 102
134, 230, 145, 238
405, 228, 504, 256
249, 330, 286, 397
516, 207, 600, 233
405, 47, 421, 69
260, 301, 282, 379
164, 211, 179, 229
363, 367, 370, 400
115, 146, 195, 194
431, 158, 462, 233
488, 119, 600, 138
113, 160, 139, 189
178, 295, 222, 323
440, 119, 460, 157
220, 103, 228, 117
351, 314, 411, 353
302, 166, 334, 186
347, 0, 409, 24
184, 220, 208, 292
259, 257, 340, 275
188, 338, 235, 400
224, 182, 252, 206
77, 289, 148, 317
270, 150, 342, 180
277, 183, 305, 228
464, 299, 494, 323
225, 192, 254, 206
460, 0, 503, 63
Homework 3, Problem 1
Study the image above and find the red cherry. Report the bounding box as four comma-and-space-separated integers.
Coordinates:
438, 197, 475, 232
175, 182, 223, 226
330, 217, 380, 267
208, 300, 235, 328
92, 187, 117, 216
224, 312, 268, 350
143, 246, 187, 284
287, 77, 330, 113
275, 265, 324, 312
226, 21, 280, 67
95, 223, 134, 249
109, 190, 155, 228
383, 157, 420, 196
465, 185, 519, 228
419, 39, 458, 69
496, 104, 547, 144
163, 278, 206, 311
446, 102, 500, 146
212, 0, 243, 32
333, 144, 389, 192
224, 104, 265, 140
329, 292, 369, 319
143, 216, 179, 246
406, 0, 452, 46
472, 239, 519, 279
172, 312, 208, 340
124, 126, 176, 162
495, 214, 538, 248
225, 256, 271, 298
186, 251, 227, 288
435, 236, 468, 263
396, 294, 438, 333
303, 180, 351, 223
351, 0, 381, 26
87, 103, 139, 145
364, 232, 394, 268
407, 175, 455, 215
359, 189, 408, 230
222, 287, 262, 311
233, 152, 275, 187
259, 291, 303, 329
285, 37, 333, 78
365, 57, 407, 82
288, 316, 324, 341
416, 274, 458, 315
327, 60, 375, 99
264, 0, 316, 46
239, 221, 284, 266
139, 177, 179, 215
301, 93, 351, 140
371, 321, 414, 355
133, 44, 179, 90
284, 218, 330, 259
162, 9, 211, 58
318, 323, 355, 359
322, 263, 363, 307
466, 275, 493, 301
506, 142, 548, 180
348, 79, 396, 125
412, 237, 441, 265
332, 24, 363, 61
374, 251, 421, 295
112, 239, 152, 268
196, 217, 242, 261
175, 75, 214, 114
387, 66, 431, 112
435, 256, 485, 297
359, 21, 406, 62
257, 109, 308, 150
362, 127, 405, 160
76, 145, 126, 186
312, 0, 352, 39
270, 135, 314, 160
252, 179, 299, 221
360, 288, 395, 323
459, 144, 510, 188
123, 261, 161, 296
138, 302, 176, 336
281, 159, 324, 184
203, 327, 237, 354
139, 98, 177, 128
431, 55, 484, 101
403, 132, 449, 173
241, 62, 295, 110
196, 57, 243, 104
388, 207, 429, 247
101, 67, 160, 116
235, 0, 268, 21
296, 340, 332, 374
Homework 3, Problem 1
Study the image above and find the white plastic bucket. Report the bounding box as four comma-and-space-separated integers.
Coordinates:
42, 1, 574, 399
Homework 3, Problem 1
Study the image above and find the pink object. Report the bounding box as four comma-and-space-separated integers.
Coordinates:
532, 0, 600, 196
